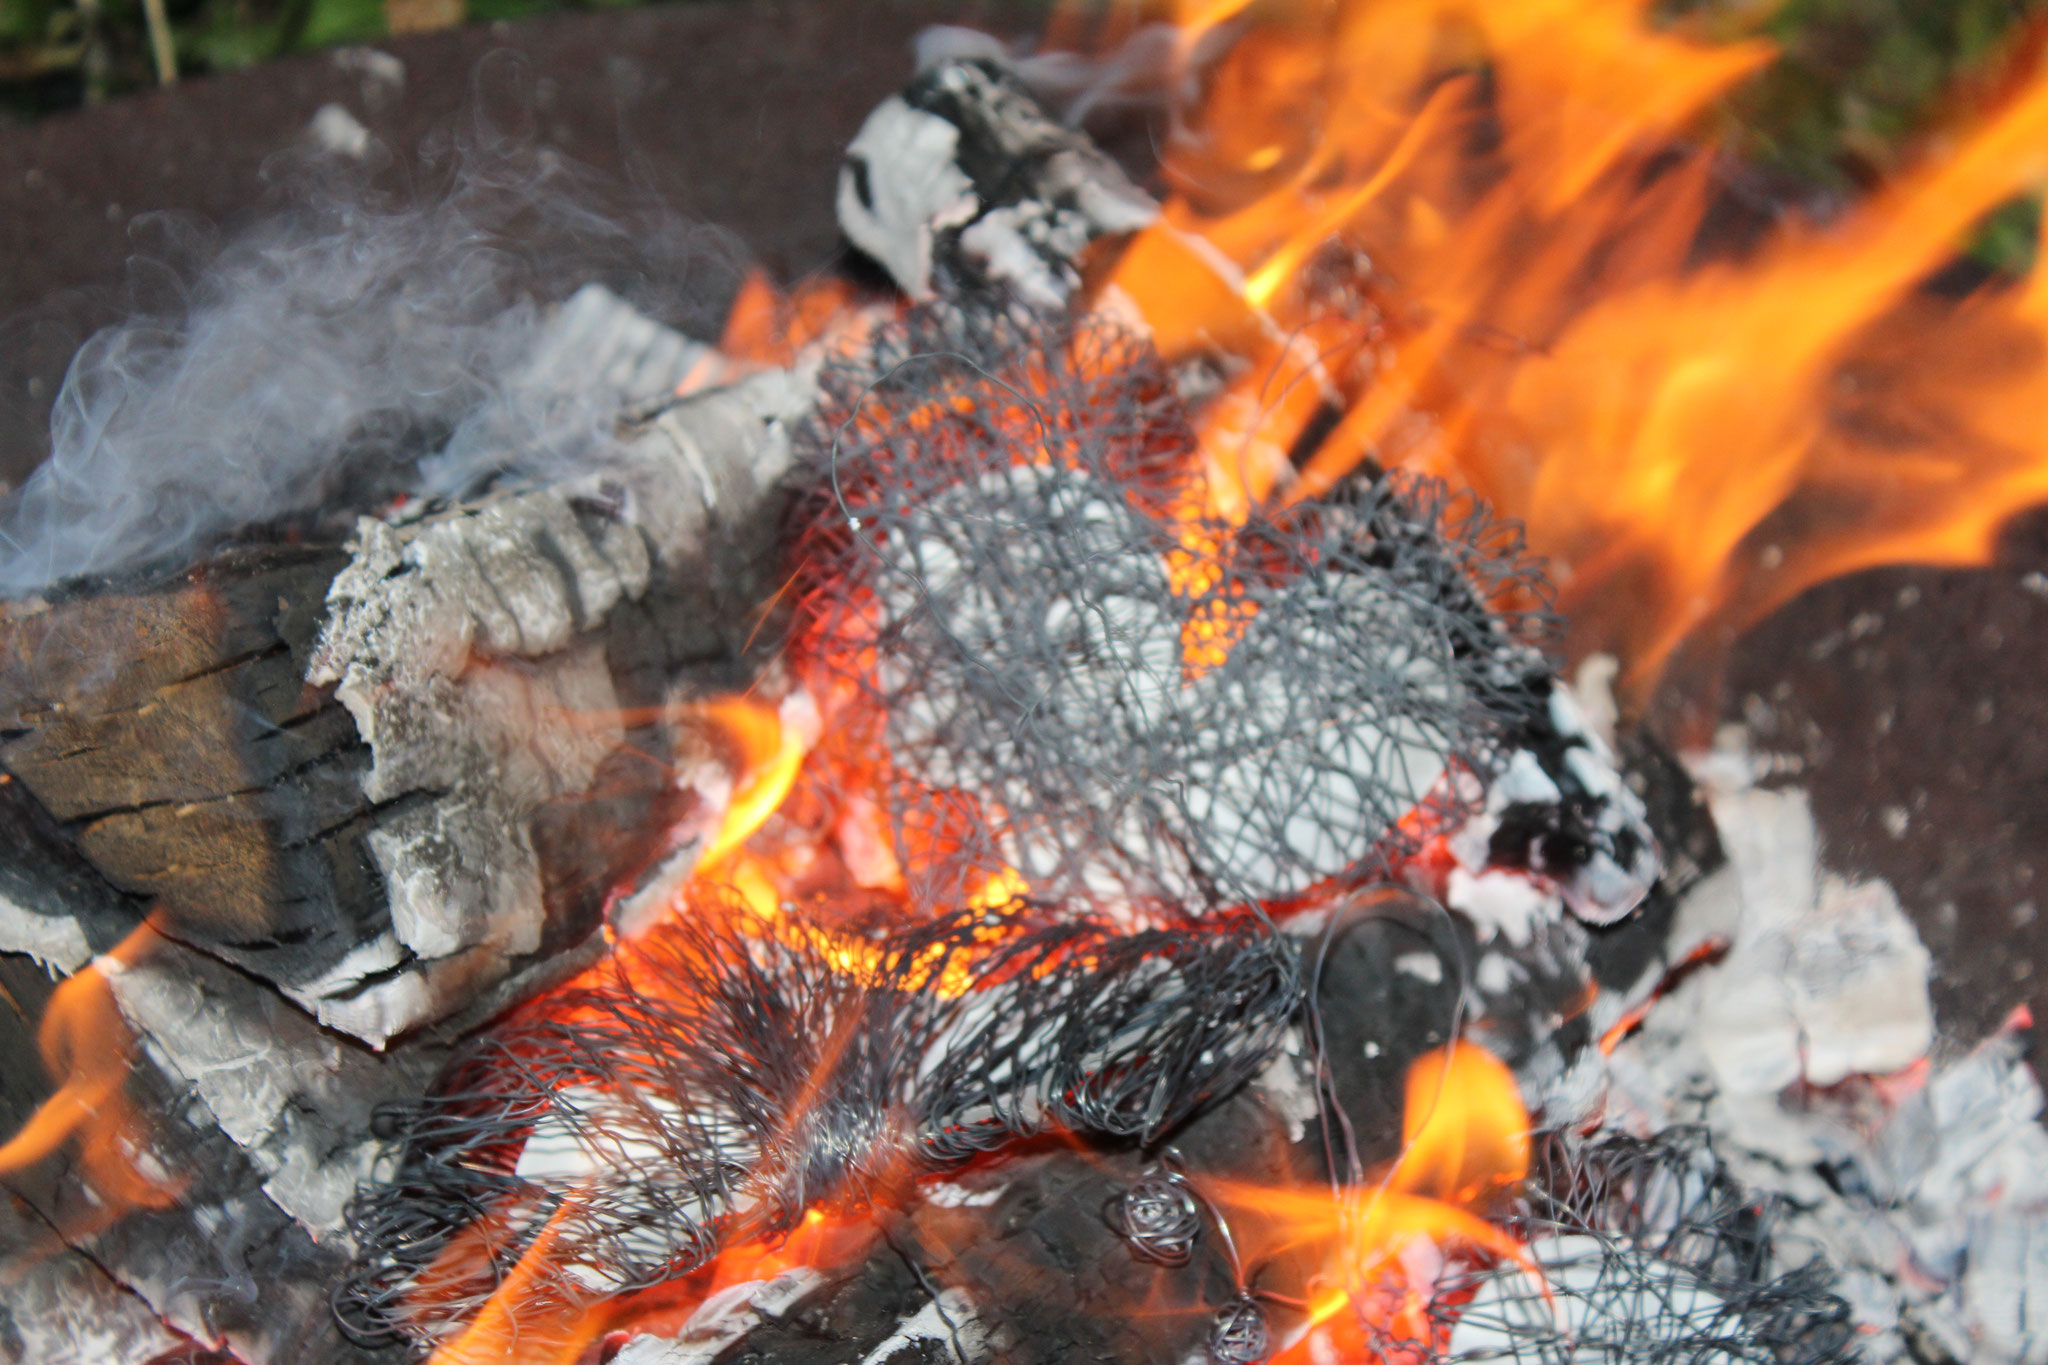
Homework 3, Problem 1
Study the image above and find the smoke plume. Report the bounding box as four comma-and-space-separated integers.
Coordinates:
0, 88, 743, 597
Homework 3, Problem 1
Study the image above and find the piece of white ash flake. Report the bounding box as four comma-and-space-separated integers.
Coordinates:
923, 1178, 1009, 1209
611, 1268, 826, 1365
1669, 769, 1932, 1094
859, 1288, 989, 1365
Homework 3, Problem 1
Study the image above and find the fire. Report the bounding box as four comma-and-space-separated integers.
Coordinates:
1389, 1037, 1531, 1205
1216, 1040, 1535, 1358
1077, 0, 2048, 689
717, 267, 878, 370
693, 696, 810, 872
0, 920, 183, 1224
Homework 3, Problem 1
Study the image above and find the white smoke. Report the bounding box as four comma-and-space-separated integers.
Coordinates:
0, 108, 743, 597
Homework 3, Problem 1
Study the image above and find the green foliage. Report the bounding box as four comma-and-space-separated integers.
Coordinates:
298, 0, 384, 48
1705, 0, 2041, 183
1683, 0, 2046, 272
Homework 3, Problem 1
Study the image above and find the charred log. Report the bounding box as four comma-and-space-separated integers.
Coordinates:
837, 57, 1156, 308
0, 292, 811, 1046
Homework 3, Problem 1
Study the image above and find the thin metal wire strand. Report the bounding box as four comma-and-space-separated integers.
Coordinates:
1409, 1128, 1858, 1365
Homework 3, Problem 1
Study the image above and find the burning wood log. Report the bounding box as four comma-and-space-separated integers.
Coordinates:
0, 287, 825, 1361
0, 286, 811, 1048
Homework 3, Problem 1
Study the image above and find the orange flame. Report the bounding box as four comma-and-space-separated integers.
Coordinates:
1216, 1040, 1534, 1354
0, 920, 184, 1221
719, 267, 877, 369
694, 697, 809, 871
423, 1197, 604, 1365
1080, 0, 2048, 689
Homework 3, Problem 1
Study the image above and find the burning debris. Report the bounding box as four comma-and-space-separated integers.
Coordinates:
2, 5, 2046, 1365
338, 895, 1297, 1346
787, 302, 1614, 916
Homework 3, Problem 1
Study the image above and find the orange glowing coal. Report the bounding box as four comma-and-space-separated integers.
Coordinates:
1070, 0, 2048, 690
1215, 1040, 1535, 1359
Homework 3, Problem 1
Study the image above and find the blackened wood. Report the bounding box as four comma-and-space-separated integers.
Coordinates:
0, 544, 379, 989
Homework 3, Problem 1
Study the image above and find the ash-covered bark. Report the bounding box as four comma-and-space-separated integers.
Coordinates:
0, 289, 813, 1045
838, 58, 1156, 308
1, 1031, 400, 1365
0, 1191, 194, 1365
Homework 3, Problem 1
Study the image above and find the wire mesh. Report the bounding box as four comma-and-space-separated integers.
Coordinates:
334, 890, 1298, 1346
786, 303, 1556, 916
1427, 1128, 1857, 1365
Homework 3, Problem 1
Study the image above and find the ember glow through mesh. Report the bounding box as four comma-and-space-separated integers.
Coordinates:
334, 892, 1297, 1344
788, 305, 1556, 916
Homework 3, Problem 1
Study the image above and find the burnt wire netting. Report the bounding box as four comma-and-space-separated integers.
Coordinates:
1423, 1128, 1856, 1364
335, 891, 1298, 1345
786, 304, 1556, 916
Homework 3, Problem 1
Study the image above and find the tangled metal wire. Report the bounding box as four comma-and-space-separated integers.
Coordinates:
337, 301, 1585, 1351
336, 890, 1298, 1346
1209, 1294, 1274, 1365
787, 304, 1555, 916
1108, 1169, 1206, 1268
1427, 1128, 1856, 1364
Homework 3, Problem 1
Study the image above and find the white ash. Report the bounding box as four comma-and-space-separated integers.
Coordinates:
924, 1177, 1009, 1209
0, 885, 91, 973
1395, 950, 1446, 984
609, 1269, 826, 1365
858, 1287, 989, 1365
101, 934, 439, 1237
304, 103, 372, 160
1251, 1028, 1324, 1145
838, 59, 1155, 308
1443, 679, 1659, 930
1445, 867, 1561, 949
838, 97, 981, 302
0, 1196, 190, 1365
1662, 754, 1933, 1093
1596, 730, 2048, 1364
